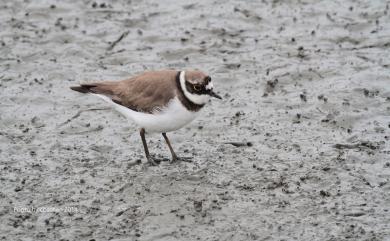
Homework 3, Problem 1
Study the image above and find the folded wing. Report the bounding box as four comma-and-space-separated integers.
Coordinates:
70, 70, 177, 113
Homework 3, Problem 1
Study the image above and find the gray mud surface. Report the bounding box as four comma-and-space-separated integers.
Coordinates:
1, 0, 390, 240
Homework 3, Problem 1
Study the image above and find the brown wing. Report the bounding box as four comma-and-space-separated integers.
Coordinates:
71, 70, 178, 113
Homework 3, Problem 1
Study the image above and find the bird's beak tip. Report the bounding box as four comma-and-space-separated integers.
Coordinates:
209, 90, 222, 99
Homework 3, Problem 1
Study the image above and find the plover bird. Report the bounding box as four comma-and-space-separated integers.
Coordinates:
70, 70, 221, 165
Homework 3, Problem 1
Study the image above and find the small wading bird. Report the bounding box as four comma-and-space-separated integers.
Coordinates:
70, 70, 222, 165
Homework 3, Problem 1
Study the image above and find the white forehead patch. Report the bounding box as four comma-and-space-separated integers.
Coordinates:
180, 71, 210, 105
205, 81, 213, 90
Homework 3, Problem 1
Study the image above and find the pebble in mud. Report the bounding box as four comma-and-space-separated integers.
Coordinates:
317, 94, 328, 102
297, 46, 307, 59
363, 89, 379, 97
319, 190, 331, 197
300, 93, 307, 102
263, 78, 278, 96
193, 200, 203, 212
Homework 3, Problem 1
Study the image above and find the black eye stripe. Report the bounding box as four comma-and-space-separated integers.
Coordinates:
185, 81, 208, 94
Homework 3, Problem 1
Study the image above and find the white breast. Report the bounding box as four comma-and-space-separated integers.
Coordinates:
94, 94, 200, 133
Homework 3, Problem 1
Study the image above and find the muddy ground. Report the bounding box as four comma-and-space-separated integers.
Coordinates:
1, 0, 390, 240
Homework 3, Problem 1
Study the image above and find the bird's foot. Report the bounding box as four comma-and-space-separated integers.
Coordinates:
146, 156, 161, 166
171, 156, 193, 163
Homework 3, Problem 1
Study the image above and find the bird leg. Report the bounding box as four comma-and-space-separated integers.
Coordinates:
162, 133, 192, 163
140, 128, 159, 166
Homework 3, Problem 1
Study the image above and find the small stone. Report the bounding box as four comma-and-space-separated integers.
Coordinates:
194, 200, 202, 212
300, 94, 307, 102
319, 190, 330, 197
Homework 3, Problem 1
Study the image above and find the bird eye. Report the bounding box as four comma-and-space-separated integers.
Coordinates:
193, 85, 201, 91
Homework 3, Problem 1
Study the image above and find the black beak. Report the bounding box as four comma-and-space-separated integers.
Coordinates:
208, 90, 222, 99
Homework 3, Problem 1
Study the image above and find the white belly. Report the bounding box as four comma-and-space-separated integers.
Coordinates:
94, 94, 200, 133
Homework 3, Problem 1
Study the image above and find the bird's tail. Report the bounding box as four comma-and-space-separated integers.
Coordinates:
70, 82, 116, 95
70, 84, 95, 93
